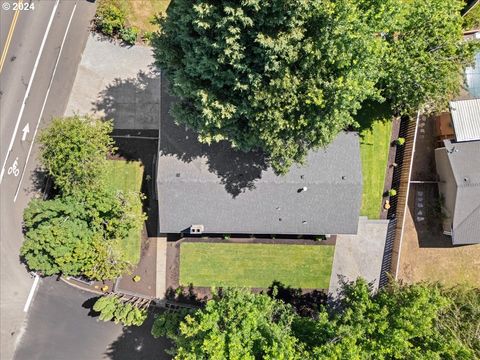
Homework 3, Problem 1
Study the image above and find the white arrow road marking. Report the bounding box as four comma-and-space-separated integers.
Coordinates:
21, 123, 30, 141
14, 1, 78, 202
0, 0, 60, 184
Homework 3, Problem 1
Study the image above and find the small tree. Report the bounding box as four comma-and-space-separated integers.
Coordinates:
38, 116, 115, 194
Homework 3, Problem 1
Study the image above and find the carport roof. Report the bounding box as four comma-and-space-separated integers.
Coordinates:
450, 99, 480, 142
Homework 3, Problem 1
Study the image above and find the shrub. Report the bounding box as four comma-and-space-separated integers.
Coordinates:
120, 26, 138, 45
388, 189, 397, 197
142, 31, 154, 44
93, 294, 149, 326
396, 137, 406, 146
95, 1, 126, 36
38, 116, 115, 195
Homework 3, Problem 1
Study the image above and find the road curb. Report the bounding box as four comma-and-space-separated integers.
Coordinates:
59, 276, 104, 296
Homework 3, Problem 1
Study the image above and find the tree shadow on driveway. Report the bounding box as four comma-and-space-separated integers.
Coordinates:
104, 316, 172, 360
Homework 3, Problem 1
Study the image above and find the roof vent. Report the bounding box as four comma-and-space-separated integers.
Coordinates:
298, 186, 308, 193
190, 225, 204, 234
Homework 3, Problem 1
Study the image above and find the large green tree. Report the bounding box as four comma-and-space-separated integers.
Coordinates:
153, 0, 384, 173
152, 288, 305, 359
21, 189, 144, 280
294, 280, 472, 359
154, 0, 476, 173
153, 281, 475, 359
380, 0, 478, 113
38, 116, 115, 194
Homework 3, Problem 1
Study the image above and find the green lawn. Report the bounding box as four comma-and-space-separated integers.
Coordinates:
356, 102, 393, 219
179, 242, 335, 289
104, 160, 144, 265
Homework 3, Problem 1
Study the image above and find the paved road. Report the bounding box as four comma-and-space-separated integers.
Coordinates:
0, 1, 96, 358
13, 277, 170, 360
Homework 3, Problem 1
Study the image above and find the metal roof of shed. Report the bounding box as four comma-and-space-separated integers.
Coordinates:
450, 99, 480, 142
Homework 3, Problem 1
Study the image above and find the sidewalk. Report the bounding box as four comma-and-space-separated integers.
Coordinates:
329, 217, 390, 295
65, 33, 160, 130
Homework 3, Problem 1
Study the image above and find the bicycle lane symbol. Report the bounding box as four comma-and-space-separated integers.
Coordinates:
7, 157, 20, 177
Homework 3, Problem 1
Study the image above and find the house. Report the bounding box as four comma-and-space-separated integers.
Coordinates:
435, 139, 480, 245
156, 79, 363, 237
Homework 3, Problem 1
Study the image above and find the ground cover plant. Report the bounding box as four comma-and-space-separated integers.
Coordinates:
95, 0, 170, 44
179, 242, 334, 289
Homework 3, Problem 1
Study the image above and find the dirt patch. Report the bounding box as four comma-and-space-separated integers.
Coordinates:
398, 116, 480, 286
166, 241, 180, 292
399, 191, 480, 286
116, 232, 157, 298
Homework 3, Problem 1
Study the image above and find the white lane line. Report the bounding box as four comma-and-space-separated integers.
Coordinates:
23, 274, 40, 312
14, 1, 77, 202
0, 0, 60, 184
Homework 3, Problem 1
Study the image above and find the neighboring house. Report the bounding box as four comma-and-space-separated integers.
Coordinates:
156, 79, 363, 237
435, 139, 480, 245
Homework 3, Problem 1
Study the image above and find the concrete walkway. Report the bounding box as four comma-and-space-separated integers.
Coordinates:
156, 237, 167, 299
329, 217, 390, 295
65, 33, 160, 130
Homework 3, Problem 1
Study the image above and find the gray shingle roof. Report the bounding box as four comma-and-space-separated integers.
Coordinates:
437, 140, 480, 244
157, 80, 363, 235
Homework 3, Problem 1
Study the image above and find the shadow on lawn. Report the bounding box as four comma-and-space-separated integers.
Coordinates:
354, 100, 393, 135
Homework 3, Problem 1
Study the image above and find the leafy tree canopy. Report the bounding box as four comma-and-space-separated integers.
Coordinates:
295, 279, 472, 359
153, 281, 475, 359
21, 189, 144, 280
153, 0, 477, 173
38, 115, 115, 194
380, 0, 478, 113
152, 288, 305, 359
153, 0, 384, 173
93, 294, 149, 326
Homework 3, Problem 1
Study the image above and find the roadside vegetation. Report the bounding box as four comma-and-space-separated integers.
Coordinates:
94, 0, 170, 45
153, 0, 478, 174
152, 280, 480, 359
179, 242, 334, 289
20, 116, 145, 281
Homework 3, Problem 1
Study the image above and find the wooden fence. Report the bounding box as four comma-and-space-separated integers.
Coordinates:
382, 112, 420, 282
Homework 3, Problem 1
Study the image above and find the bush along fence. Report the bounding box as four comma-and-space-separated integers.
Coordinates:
93, 293, 151, 326
381, 112, 420, 284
